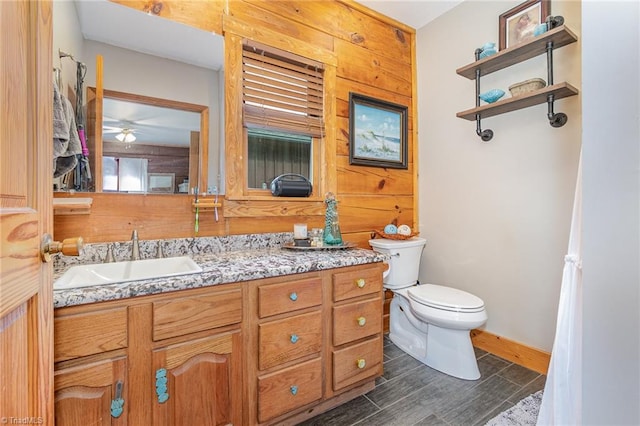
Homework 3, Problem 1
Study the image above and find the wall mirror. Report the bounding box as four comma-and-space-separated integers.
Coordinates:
53, 0, 224, 195
94, 88, 208, 194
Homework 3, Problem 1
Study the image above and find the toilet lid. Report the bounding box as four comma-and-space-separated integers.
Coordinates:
408, 284, 485, 313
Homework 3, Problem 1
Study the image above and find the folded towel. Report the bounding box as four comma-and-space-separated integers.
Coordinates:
53, 82, 82, 177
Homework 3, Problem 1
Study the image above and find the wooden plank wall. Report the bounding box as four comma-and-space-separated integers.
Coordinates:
54, 0, 417, 247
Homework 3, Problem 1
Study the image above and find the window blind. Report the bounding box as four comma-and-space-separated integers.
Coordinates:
242, 41, 324, 137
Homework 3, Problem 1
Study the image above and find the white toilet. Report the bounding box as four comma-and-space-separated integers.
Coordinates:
369, 237, 488, 380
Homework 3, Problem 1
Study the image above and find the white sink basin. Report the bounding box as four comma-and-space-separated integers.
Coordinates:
54, 256, 203, 290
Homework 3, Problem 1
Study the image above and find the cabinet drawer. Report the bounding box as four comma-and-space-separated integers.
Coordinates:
152, 287, 242, 341
258, 358, 322, 423
55, 307, 128, 362
333, 297, 382, 346
258, 277, 322, 318
333, 336, 383, 391
259, 311, 322, 370
332, 267, 382, 302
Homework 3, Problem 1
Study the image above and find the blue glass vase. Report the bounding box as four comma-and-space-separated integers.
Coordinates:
323, 192, 343, 246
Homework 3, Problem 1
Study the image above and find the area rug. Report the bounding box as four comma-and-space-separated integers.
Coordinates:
485, 390, 543, 426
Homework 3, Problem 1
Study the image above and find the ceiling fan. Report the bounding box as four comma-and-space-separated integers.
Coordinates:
103, 121, 138, 143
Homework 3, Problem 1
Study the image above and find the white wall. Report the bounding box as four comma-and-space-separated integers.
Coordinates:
582, 1, 640, 424
52, 0, 84, 99
416, 1, 581, 352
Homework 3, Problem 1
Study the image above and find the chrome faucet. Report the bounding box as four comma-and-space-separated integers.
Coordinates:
131, 230, 140, 260
104, 243, 116, 263
156, 240, 165, 258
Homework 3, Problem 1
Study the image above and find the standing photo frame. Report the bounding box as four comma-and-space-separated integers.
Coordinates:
499, 0, 550, 50
348, 93, 408, 169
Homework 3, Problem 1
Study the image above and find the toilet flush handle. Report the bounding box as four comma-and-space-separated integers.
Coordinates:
382, 252, 399, 280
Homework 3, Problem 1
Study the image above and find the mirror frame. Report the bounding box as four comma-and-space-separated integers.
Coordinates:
87, 86, 210, 194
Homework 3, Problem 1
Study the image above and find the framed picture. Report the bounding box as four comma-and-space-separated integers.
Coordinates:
499, 0, 550, 50
348, 93, 408, 169
148, 172, 175, 193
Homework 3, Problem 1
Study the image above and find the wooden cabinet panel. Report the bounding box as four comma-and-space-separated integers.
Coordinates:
258, 277, 322, 318
54, 357, 127, 426
152, 287, 242, 341
333, 297, 382, 347
54, 307, 128, 362
54, 284, 243, 425
259, 310, 322, 370
332, 267, 383, 302
258, 358, 323, 423
332, 336, 383, 391
152, 331, 242, 426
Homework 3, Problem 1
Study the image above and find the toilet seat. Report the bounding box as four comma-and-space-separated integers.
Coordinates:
408, 284, 485, 313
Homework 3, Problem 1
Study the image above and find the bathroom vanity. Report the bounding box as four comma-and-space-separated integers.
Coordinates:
52, 235, 386, 425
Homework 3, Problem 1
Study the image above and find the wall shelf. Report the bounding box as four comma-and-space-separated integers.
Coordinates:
456, 23, 579, 141
456, 26, 578, 79
53, 197, 93, 215
457, 82, 579, 121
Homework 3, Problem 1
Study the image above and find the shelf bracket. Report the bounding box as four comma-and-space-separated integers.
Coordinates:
474, 61, 493, 142
545, 38, 568, 128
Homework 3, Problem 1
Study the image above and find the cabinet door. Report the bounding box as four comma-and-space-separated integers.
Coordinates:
152, 331, 242, 426
54, 357, 127, 425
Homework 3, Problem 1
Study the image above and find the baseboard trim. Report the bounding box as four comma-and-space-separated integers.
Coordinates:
471, 329, 550, 375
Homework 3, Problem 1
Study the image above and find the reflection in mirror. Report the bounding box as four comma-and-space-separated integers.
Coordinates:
52, 0, 224, 194
98, 90, 206, 194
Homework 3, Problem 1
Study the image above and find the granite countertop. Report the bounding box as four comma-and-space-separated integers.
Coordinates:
53, 235, 387, 308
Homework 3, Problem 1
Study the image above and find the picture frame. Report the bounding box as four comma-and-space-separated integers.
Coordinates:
499, 0, 550, 50
348, 92, 408, 169
148, 172, 175, 193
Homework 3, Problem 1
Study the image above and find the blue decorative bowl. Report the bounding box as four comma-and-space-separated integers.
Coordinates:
479, 48, 497, 59
534, 23, 548, 36
479, 89, 505, 103
479, 43, 497, 59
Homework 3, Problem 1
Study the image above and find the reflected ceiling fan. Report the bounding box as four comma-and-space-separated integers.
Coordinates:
103, 120, 138, 143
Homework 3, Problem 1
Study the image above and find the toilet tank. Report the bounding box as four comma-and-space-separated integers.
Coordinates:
368, 237, 426, 289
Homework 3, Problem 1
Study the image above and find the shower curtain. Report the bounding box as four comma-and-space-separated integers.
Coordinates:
537, 154, 583, 425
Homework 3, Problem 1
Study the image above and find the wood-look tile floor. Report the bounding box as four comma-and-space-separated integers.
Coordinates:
298, 335, 546, 426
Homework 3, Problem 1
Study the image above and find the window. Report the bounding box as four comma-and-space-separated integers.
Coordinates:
242, 41, 324, 192
247, 129, 312, 189
103, 157, 148, 192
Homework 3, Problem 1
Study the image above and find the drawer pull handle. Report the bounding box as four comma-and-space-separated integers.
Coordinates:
357, 316, 366, 327
290, 334, 299, 344
290, 385, 298, 396
155, 368, 169, 404
110, 380, 124, 418
356, 358, 366, 369
289, 292, 298, 301
356, 278, 366, 288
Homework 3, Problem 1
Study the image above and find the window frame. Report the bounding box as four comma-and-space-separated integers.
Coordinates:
223, 26, 337, 217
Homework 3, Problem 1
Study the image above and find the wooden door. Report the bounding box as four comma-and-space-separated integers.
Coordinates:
152, 332, 242, 426
54, 357, 127, 425
0, 0, 54, 424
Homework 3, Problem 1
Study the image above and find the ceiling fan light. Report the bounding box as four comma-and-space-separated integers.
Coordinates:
116, 131, 136, 143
